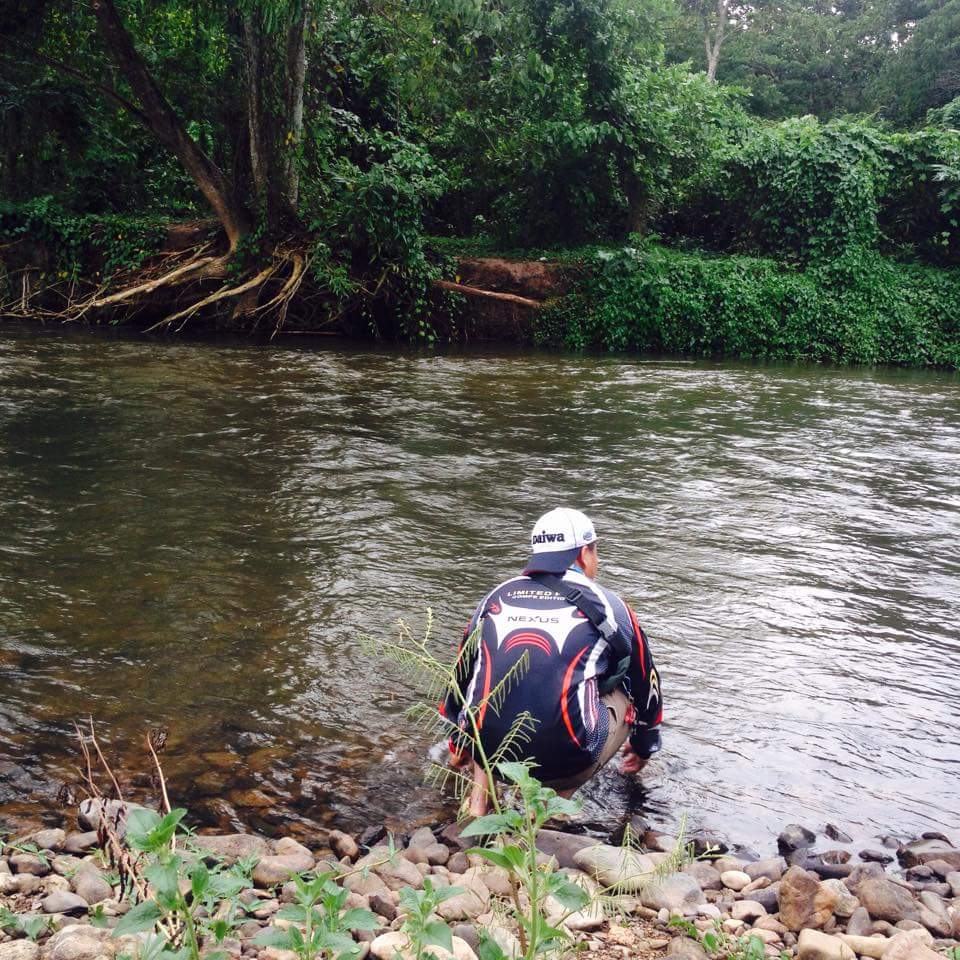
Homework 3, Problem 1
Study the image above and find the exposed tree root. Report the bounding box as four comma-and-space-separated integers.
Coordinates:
432, 278, 544, 309
145, 260, 279, 332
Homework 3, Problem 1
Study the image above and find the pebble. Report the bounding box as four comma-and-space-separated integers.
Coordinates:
639, 872, 704, 912
20, 828, 66, 851
797, 928, 855, 959
824, 825, 852, 844
720, 869, 750, 891
859, 849, 893, 863
745, 858, 785, 882
855, 875, 921, 923
252, 853, 315, 886
71, 866, 112, 905
10, 853, 48, 876
0, 945, 40, 960
571, 844, 657, 892
779, 824, 817, 854
665, 938, 707, 959
731, 899, 766, 922
41, 890, 89, 915
329, 830, 359, 861
779, 866, 836, 931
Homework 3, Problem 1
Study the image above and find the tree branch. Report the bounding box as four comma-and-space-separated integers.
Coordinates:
0, 36, 149, 126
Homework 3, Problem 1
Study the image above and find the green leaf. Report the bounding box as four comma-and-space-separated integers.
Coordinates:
459, 814, 513, 838
190, 862, 210, 900
547, 879, 589, 912
341, 907, 378, 931
421, 921, 453, 953
145, 860, 180, 905
112, 899, 163, 937
477, 934, 509, 960
253, 927, 289, 948
465, 847, 513, 871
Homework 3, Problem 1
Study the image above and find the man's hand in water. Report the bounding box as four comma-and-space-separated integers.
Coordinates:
620, 742, 649, 774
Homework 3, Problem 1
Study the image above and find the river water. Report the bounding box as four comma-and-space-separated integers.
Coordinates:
0, 323, 958, 852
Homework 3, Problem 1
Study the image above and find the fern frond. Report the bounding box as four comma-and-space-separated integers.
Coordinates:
490, 711, 537, 766
480, 650, 530, 717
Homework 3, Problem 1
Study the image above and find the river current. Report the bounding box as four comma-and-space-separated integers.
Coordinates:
0, 323, 957, 851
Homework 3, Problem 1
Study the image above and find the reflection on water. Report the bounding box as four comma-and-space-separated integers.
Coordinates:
0, 323, 958, 849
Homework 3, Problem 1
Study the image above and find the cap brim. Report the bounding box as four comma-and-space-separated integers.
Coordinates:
523, 546, 581, 575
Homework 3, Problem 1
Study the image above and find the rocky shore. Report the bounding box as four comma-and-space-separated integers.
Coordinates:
1, 803, 959, 960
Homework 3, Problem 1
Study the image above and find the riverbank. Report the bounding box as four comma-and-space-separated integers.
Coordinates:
3, 205, 960, 369
1, 799, 959, 960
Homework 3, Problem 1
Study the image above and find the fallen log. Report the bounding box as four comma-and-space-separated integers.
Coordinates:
432, 279, 543, 309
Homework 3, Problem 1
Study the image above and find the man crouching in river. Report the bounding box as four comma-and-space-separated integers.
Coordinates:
440, 508, 663, 815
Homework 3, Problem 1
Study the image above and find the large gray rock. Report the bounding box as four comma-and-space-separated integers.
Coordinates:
253, 852, 315, 886
745, 858, 785, 882
682, 861, 722, 891
72, 865, 112, 905
882, 929, 941, 960
63, 832, 98, 855
750, 883, 780, 913
855, 876, 920, 924
0, 942, 40, 960
77, 798, 152, 837
19, 828, 66, 851
41, 890, 88, 915
666, 938, 708, 959
48, 926, 116, 960
639, 871, 704, 912
779, 824, 817, 855
356, 848, 423, 891
192, 832, 270, 864
778, 866, 836, 931
796, 929, 855, 960
571, 844, 656, 892
535, 830, 599, 870
845, 905, 872, 937
897, 838, 957, 868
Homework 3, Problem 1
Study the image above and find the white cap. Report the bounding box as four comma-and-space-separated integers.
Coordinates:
524, 508, 597, 573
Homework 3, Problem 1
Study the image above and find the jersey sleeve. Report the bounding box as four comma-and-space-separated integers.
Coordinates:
621, 602, 664, 758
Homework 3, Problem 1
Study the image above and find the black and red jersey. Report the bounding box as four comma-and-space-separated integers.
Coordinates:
440, 570, 663, 782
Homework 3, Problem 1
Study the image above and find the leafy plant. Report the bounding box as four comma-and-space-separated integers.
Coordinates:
254, 873, 377, 960
111, 807, 254, 960
0, 906, 50, 941
397, 878, 466, 960
462, 762, 590, 960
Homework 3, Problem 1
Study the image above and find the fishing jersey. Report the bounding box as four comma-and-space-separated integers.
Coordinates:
440, 570, 663, 783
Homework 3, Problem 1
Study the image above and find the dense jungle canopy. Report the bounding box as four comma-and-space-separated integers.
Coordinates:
2, 0, 960, 364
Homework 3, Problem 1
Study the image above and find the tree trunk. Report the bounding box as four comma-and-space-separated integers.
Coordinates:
282, 1, 309, 211
705, 0, 729, 81
242, 8, 269, 209
89, 0, 250, 250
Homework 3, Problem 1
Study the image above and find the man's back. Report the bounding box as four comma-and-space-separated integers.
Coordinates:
442, 507, 663, 812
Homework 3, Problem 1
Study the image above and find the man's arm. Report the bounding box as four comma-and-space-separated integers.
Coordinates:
622, 603, 663, 759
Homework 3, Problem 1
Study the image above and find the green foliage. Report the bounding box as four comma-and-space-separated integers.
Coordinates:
536, 243, 960, 368
0, 197, 166, 286
0, 906, 51, 941
254, 874, 376, 960
397, 878, 466, 960
114, 806, 256, 960
668, 917, 789, 960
